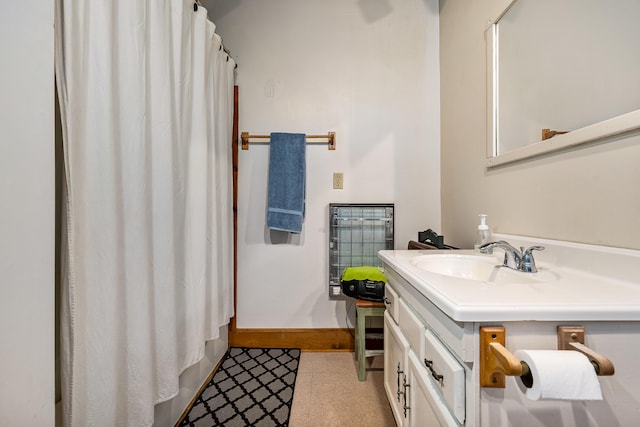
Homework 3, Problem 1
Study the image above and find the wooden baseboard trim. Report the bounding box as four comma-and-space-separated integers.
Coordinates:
229, 328, 354, 352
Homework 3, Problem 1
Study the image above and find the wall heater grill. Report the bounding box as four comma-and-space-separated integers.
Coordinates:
329, 203, 394, 297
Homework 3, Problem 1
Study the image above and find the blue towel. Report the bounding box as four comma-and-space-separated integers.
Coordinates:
267, 132, 306, 233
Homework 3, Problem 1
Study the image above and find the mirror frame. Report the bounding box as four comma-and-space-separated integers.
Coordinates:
485, 2, 640, 168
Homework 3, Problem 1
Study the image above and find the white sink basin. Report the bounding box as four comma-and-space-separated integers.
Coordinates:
409, 253, 555, 285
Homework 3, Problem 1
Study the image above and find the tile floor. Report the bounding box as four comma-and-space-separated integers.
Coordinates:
288, 352, 396, 427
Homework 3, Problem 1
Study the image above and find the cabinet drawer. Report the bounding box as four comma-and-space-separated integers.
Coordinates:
424, 330, 465, 424
408, 351, 459, 427
399, 299, 425, 357
384, 282, 399, 323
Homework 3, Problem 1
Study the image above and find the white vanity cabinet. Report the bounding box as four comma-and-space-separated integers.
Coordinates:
380, 236, 640, 427
384, 280, 467, 426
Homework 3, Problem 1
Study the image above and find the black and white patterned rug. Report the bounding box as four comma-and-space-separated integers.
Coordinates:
180, 347, 301, 427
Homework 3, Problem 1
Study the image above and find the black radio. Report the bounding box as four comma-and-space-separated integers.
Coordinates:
341, 279, 385, 302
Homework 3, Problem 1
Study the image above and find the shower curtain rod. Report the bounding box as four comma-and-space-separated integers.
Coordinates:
240, 131, 336, 150
193, 1, 238, 69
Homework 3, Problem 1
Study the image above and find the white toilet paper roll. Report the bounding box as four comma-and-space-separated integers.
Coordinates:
514, 350, 603, 401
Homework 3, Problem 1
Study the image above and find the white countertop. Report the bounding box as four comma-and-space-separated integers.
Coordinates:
378, 243, 640, 322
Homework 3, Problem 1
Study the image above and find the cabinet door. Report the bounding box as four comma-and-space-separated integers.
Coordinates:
424, 330, 465, 424
384, 311, 410, 426
407, 351, 460, 427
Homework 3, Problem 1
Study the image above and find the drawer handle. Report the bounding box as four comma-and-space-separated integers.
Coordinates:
431, 370, 444, 386
383, 297, 391, 305
425, 357, 444, 386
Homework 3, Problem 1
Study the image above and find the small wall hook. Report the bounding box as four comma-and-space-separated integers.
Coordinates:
542, 128, 569, 140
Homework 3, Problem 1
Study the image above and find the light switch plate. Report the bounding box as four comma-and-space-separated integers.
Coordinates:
333, 172, 344, 189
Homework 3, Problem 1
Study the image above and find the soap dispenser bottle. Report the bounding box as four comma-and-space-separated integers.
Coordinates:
474, 214, 492, 253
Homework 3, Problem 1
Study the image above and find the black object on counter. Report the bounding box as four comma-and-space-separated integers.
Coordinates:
417, 228, 458, 250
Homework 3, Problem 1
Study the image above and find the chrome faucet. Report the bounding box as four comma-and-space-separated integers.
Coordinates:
479, 241, 521, 269
479, 241, 545, 273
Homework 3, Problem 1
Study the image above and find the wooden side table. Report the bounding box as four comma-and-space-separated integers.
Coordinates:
355, 299, 386, 381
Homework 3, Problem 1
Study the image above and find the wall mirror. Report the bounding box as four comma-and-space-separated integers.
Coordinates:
486, 0, 640, 167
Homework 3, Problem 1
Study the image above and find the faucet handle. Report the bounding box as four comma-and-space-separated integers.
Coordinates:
520, 246, 545, 273
522, 245, 545, 256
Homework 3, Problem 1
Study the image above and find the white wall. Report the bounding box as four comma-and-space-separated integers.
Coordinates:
0, 2, 55, 426
208, 0, 441, 328
440, 0, 640, 250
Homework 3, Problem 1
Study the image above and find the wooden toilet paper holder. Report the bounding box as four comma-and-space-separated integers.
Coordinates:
480, 326, 615, 388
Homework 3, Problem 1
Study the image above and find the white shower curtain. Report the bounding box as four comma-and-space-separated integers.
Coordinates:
55, 1, 235, 425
